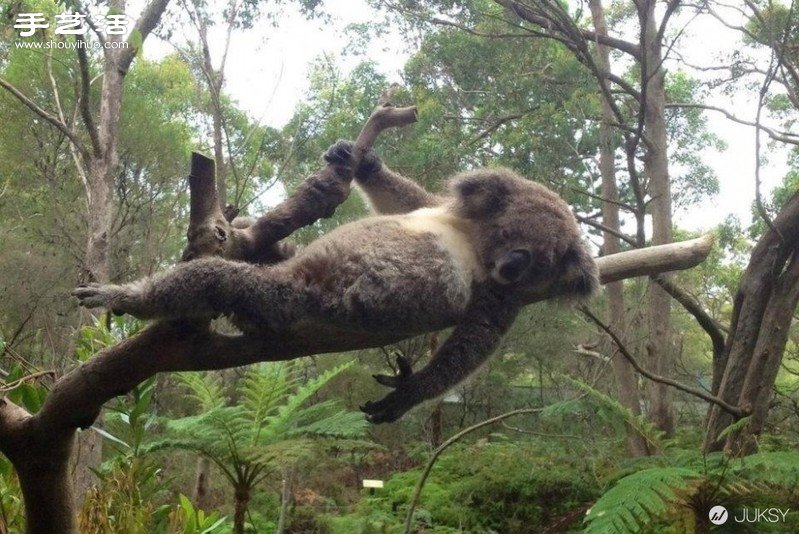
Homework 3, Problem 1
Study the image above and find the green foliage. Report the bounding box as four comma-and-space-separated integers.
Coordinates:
151, 362, 367, 475
146, 361, 368, 529
0, 456, 25, 533
542, 376, 662, 451
79, 377, 171, 533
75, 316, 144, 362
2, 364, 48, 414
583, 450, 799, 533
169, 495, 228, 534
584, 467, 700, 534
337, 441, 599, 532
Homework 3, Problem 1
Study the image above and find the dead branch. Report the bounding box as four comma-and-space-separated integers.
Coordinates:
594, 234, 714, 284
666, 102, 799, 146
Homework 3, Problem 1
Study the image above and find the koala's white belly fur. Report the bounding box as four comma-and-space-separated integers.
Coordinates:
396, 207, 484, 285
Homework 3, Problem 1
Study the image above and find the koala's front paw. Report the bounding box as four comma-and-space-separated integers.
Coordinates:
362, 355, 419, 423
361, 389, 418, 424
72, 283, 127, 312
372, 354, 413, 388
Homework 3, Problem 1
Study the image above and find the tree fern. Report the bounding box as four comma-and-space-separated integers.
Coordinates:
240, 363, 291, 427
176, 371, 225, 410
266, 361, 355, 437
584, 467, 701, 534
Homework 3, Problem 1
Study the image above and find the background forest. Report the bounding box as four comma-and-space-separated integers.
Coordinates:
2, 0, 799, 532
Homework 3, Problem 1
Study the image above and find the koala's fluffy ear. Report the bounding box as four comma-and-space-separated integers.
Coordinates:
451, 172, 510, 218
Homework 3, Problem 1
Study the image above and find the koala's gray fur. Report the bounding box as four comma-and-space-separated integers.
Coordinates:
74, 141, 597, 423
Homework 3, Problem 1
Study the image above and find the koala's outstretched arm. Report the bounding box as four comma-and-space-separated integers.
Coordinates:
362, 286, 521, 423
325, 140, 443, 215
72, 258, 304, 328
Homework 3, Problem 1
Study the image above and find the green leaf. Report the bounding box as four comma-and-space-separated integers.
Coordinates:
584, 467, 701, 534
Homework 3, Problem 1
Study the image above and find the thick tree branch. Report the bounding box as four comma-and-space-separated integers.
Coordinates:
1, 235, 714, 440
494, 0, 641, 58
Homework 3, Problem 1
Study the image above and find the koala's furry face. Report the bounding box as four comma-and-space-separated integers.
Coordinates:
450, 168, 598, 301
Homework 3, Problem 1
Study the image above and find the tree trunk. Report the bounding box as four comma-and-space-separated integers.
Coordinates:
233, 485, 251, 534
211, 98, 226, 207
589, 0, 650, 458
72, 41, 130, 504
276, 475, 292, 534
192, 457, 212, 510
704, 192, 799, 453
641, 0, 675, 436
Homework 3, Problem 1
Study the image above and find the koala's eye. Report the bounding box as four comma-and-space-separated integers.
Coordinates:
495, 249, 532, 284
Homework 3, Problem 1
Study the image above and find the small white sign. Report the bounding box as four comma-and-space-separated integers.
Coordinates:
362, 479, 384, 489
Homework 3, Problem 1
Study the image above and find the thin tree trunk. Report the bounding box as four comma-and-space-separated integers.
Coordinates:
192, 457, 212, 510
641, 0, 675, 436
233, 485, 251, 534
589, 0, 650, 457
276, 474, 292, 534
71, 57, 128, 508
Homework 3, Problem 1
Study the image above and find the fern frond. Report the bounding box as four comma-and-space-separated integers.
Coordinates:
584, 467, 701, 534
546, 376, 663, 449
715, 416, 752, 442
176, 371, 225, 410
269, 361, 354, 435
731, 451, 799, 488
241, 363, 292, 425
286, 410, 368, 439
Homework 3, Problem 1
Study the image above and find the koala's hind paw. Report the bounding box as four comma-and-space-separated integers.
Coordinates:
72, 284, 126, 312
323, 140, 381, 177
323, 140, 354, 167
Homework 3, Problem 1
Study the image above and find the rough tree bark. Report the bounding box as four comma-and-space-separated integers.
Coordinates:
589, 0, 650, 457
704, 191, 799, 454
640, 0, 676, 438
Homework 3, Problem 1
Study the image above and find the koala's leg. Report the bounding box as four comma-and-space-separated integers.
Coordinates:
362, 286, 521, 423
325, 140, 443, 215
73, 257, 301, 327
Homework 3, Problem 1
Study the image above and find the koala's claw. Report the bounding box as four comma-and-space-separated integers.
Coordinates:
361, 393, 409, 424
372, 354, 413, 389
363, 356, 420, 423
71, 284, 121, 311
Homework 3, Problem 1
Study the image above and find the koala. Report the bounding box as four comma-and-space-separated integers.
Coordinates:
73, 141, 597, 423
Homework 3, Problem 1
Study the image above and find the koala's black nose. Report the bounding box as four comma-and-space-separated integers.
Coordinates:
497, 249, 532, 283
